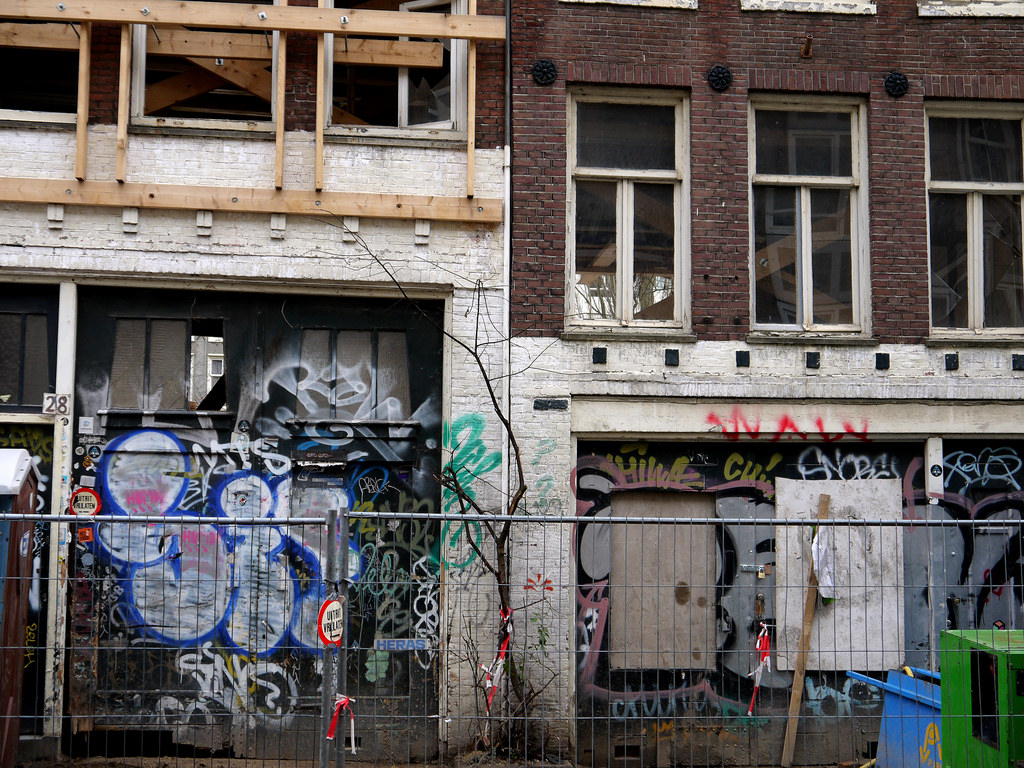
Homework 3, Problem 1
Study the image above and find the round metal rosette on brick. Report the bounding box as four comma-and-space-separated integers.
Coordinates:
885, 71, 910, 98
706, 64, 733, 92
531, 59, 558, 86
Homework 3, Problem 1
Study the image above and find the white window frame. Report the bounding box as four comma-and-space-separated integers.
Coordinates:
748, 97, 869, 335
566, 88, 690, 331
740, 0, 875, 12
130, 2, 279, 132
325, 0, 467, 139
926, 103, 1024, 337
558, 0, 696, 10
918, 0, 1024, 16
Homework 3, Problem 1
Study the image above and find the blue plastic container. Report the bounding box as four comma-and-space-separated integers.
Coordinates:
846, 667, 942, 768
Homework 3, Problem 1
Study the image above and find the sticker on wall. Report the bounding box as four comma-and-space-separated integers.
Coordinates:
70, 488, 101, 516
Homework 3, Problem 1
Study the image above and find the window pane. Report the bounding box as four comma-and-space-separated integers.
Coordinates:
0, 315, 21, 404
982, 195, 1024, 328
149, 320, 187, 410
930, 194, 970, 328
376, 332, 410, 420
110, 319, 146, 408
754, 186, 799, 324
810, 189, 853, 325
334, 331, 373, 420
22, 314, 49, 406
299, 329, 333, 419
577, 102, 675, 171
929, 118, 1023, 183
633, 183, 675, 320
755, 110, 852, 177
574, 180, 618, 320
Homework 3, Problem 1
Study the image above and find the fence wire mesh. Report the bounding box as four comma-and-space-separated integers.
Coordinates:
3, 505, 1023, 768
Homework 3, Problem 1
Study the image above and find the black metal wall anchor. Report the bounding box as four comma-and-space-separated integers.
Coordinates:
885, 71, 910, 98
707, 65, 733, 92
531, 59, 558, 86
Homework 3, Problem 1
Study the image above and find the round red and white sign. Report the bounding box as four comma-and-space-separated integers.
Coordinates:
70, 488, 101, 516
317, 598, 345, 646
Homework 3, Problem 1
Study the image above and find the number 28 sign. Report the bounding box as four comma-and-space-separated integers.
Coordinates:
317, 598, 345, 646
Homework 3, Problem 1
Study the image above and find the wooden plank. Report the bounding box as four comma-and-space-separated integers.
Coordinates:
115, 23, 131, 182
146, 28, 444, 67
186, 57, 272, 102
144, 69, 227, 114
0, 177, 503, 223
315, 0, 325, 192
275, 16, 286, 190
780, 493, 831, 768
74, 22, 91, 181
0, 21, 79, 49
465, 0, 476, 197
1, 0, 506, 41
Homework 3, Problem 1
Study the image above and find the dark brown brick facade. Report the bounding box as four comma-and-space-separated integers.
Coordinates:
510, 0, 1024, 341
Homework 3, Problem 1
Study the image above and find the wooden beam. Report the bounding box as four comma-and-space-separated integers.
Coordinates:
186, 57, 272, 102
74, 22, 91, 181
315, 0, 325, 192
0, 178, 502, 223
115, 23, 131, 182
466, 0, 476, 198
0, 21, 79, 49
1, 0, 506, 41
144, 69, 228, 114
780, 494, 831, 768
275, 10, 286, 191
0, 22, 445, 67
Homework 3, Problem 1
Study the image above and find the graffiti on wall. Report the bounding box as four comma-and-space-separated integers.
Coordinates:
573, 437, 1024, 740
68, 288, 446, 757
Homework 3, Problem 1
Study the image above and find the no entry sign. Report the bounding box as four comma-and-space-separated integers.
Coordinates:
70, 488, 101, 516
317, 598, 345, 646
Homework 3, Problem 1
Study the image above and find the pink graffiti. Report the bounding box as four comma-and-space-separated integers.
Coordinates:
124, 488, 167, 513
706, 407, 869, 442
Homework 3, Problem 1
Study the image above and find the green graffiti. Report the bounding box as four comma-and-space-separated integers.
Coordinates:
440, 414, 502, 569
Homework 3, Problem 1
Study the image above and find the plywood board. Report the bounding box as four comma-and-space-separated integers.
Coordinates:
609, 491, 717, 670
774, 478, 904, 672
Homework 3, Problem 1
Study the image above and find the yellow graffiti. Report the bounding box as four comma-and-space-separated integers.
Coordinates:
723, 452, 783, 483
919, 722, 941, 766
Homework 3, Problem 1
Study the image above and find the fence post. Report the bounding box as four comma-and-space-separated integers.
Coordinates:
319, 505, 340, 768
337, 501, 350, 768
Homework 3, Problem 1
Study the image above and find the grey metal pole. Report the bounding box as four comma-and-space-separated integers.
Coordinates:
337, 499, 350, 768
320, 505, 340, 768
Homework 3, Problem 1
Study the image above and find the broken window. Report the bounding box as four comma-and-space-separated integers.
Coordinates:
295, 329, 410, 421
327, 0, 465, 132
569, 89, 687, 326
109, 318, 226, 410
751, 100, 865, 330
0, 22, 80, 120
131, 0, 275, 125
927, 109, 1024, 332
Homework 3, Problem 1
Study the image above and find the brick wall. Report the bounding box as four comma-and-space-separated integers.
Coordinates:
509, 0, 1024, 341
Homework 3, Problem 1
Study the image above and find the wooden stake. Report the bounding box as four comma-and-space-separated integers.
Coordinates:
115, 23, 130, 182
780, 493, 830, 768
314, 0, 325, 192
275, 1, 287, 191
74, 22, 91, 181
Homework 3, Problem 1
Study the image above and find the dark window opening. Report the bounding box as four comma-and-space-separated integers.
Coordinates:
0, 43, 78, 114
971, 650, 999, 747
0, 312, 51, 407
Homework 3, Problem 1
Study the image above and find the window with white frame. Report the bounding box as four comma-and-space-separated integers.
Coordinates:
131, 0, 275, 127
927, 109, 1024, 332
569, 91, 687, 327
750, 101, 866, 331
327, 0, 466, 133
